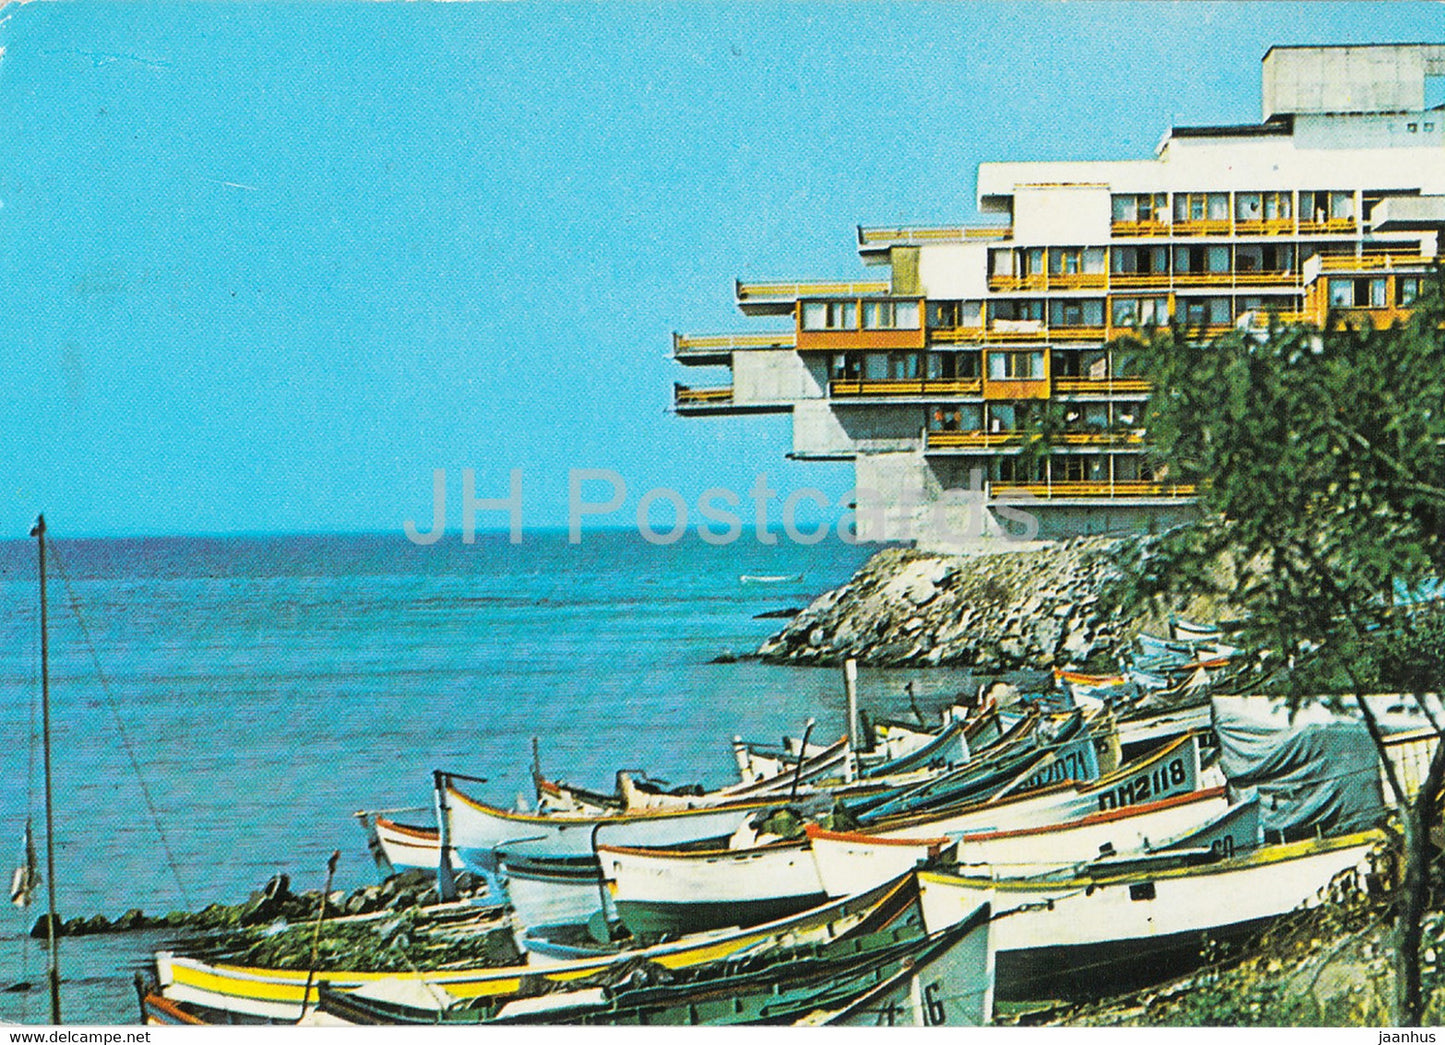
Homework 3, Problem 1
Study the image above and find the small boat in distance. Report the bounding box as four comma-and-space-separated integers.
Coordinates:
739, 574, 802, 584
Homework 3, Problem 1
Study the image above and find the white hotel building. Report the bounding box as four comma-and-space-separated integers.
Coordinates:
672, 43, 1445, 544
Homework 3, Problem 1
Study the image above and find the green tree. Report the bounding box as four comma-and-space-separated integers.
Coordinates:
1113, 272, 1445, 1025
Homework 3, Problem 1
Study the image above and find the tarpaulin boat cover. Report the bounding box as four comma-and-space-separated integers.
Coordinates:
1211, 697, 1388, 839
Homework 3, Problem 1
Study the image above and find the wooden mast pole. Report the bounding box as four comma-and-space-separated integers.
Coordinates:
33, 514, 60, 1025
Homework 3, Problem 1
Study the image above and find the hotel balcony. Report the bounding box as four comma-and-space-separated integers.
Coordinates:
735, 279, 890, 317
856, 223, 1012, 263
672, 331, 795, 366
1053, 376, 1152, 397
987, 269, 1302, 295
830, 378, 983, 399
991, 481, 1197, 502
1110, 219, 1171, 238
1169, 219, 1234, 237
673, 383, 733, 415
1233, 218, 1297, 236
1297, 218, 1359, 236
931, 323, 1108, 346
922, 429, 1144, 453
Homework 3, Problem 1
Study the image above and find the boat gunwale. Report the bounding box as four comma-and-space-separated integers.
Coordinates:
917, 828, 1382, 891
865, 732, 1200, 833
803, 824, 951, 848
373, 816, 440, 841
948, 785, 1227, 843
160, 873, 920, 990
446, 781, 780, 824
596, 837, 810, 860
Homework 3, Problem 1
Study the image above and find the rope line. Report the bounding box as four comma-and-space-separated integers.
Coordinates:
48, 542, 193, 909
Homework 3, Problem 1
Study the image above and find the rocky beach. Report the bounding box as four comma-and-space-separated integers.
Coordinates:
757, 536, 1141, 672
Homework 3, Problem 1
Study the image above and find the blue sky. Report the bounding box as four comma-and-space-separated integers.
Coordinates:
1, 2, 1442, 537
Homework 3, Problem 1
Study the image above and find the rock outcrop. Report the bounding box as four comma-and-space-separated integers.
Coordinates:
758, 536, 1140, 672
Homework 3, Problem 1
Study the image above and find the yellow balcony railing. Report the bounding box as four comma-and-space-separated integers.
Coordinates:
1173, 271, 1237, 288
1057, 431, 1145, 446
1049, 325, 1109, 341
736, 280, 889, 301
1110, 220, 1171, 238
1233, 219, 1296, 236
932, 325, 1113, 345
1053, 377, 1153, 395
1049, 272, 1109, 290
932, 327, 1045, 345
859, 225, 1012, 244
1297, 218, 1358, 235
675, 386, 733, 405
1231, 270, 1300, 286
674, 332, 795, 352
1317, 253, 1435, 272
926, 430, 1024, 449
988, 274, 1049, 292
831, 378, 982, 397
992, 481, 1197, 500
1108, 273, 1173, 291
1171, 219, 1233, 237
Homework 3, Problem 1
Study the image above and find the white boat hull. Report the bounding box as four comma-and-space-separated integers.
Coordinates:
917, 831, 1379, 1001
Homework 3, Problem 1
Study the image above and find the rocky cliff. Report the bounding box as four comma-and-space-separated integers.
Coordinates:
757, 536, 1144, 672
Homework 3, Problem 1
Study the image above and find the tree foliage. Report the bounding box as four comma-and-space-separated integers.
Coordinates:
1111, 269, 1445, 1026
1113, 272, 1445, 692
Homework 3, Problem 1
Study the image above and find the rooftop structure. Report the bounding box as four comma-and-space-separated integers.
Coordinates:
671, 44, 1445, 546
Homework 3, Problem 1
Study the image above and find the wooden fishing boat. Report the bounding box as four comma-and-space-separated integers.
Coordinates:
358, 813, 453, 875
853, 711, 1089, 821
917, 829, 1381, 1002
858, 732, 1207, 841
315, 903, 991, 1026
794, 904, 994, 1026
809, 785, 1229, 889
441, 776, 780, 872
599, 838, 829, 938
498, 852, 614, 934
152, 869, 927, 1022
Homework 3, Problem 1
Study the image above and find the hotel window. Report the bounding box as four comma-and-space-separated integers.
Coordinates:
927, 404, 983, 432
1263, 192, 1292, 220
886, 352, 921, 379
994, 455, 1045, 483
928, 351, 981, 379
1049, 248, 1082, 275
1064, 404, 1109, 432
1110, 297, 1168, 327
1112, 194, 1166, 222
862, 300, 921, 330
990, 300, 1044, 323
1233, 245, 1297, 279
1398, 278, 1420, 306
830, 353, 864, 380
1183, 297, 1232, 326
1048, 299, 1104, 327
1172, 245, 1229, 274
863, 353, 889, 380
1111, 245, 1169, 275
1328, 279, 1386, 308
1173, 193, 1229, 223
1301, 191, 1355, 223
928, 301, 963, 329
1235, 192, 1263, 221
1055, 455, 1106, 482
801, 300, 857, 330
988, 351, 1045, 381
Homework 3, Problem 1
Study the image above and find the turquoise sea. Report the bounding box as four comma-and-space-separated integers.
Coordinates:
0, 530, 985, 1024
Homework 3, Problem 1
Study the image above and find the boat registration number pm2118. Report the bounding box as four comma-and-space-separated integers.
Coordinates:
1095, 757, 1189, 812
